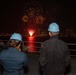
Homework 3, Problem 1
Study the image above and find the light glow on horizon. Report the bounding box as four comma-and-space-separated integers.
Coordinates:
28, 29, 34, 37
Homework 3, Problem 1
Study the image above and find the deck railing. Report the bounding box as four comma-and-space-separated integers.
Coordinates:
0, 40, 76, 57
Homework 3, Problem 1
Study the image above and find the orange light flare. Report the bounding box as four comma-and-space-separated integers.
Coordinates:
28, 29, 35, 37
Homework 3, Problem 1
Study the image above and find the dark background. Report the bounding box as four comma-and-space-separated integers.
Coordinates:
0, 0, 76, 33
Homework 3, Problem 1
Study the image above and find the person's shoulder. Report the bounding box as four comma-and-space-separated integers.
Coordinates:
42, 39, 49, 44
58, 39, 66, 43
19, 51, 27, 57
58, 39, 67, 46
19, 51, 25, 54
0, 49, 8, 54
41, 39, 50, 47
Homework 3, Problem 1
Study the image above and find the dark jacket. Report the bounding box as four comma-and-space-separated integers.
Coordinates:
39, 36, 71, 75
0, 47, 28, 75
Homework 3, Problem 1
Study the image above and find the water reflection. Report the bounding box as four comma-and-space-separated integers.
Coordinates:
27, 36, 36, 52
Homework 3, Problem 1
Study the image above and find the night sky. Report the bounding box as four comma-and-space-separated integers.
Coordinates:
0, 0, 76, 33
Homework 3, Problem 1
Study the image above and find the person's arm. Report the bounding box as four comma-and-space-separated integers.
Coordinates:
64, 45, 71, 67
39, 43, 47, 71
64, 45, 71, 75
23, 53, 28, 66
23, 53, 29, 73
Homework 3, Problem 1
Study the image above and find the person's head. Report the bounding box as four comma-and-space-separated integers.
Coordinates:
7, 33, 22, 51
48, 22, 60, 36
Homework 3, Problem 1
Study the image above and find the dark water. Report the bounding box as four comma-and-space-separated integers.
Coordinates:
23, 36, 76, 43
